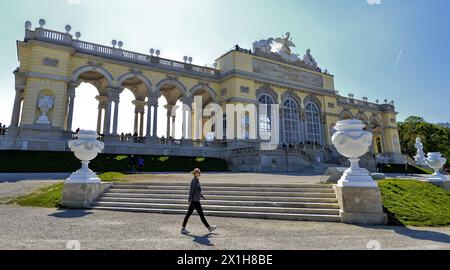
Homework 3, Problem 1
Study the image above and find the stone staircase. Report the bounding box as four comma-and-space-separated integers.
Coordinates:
90, 182, 342, 222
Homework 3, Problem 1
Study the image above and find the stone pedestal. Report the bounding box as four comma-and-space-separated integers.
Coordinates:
61, 182, 111, 208
335, 185, 387, 225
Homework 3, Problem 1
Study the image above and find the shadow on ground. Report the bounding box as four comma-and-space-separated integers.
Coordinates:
185, 233, 219, 247
358, 224, 450, 244
392, 227, 450, 244
48, 209, 93, 219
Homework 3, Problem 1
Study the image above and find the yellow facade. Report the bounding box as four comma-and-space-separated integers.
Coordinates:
9, 26, 403, 163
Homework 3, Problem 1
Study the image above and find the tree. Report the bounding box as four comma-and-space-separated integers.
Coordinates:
398, 116, 449, 166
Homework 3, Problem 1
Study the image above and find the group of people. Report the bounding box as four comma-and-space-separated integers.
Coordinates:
281, 141, 323, 150
120, 133, 144, 143
127, 155, 145, 174
0, 123, 7, 136
159, 136, 177, 144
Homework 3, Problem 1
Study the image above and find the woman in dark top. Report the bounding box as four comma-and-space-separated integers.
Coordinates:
181, 168, 217, 234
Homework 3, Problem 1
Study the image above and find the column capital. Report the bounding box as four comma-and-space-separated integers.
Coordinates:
68, 87, 76, 99
147, 89, 160, 99
107, 88, 122, 102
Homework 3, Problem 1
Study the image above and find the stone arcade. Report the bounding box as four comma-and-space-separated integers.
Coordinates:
0, 19, 405, 172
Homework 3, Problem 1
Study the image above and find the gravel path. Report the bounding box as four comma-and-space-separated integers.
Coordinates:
0, 205, 449, 250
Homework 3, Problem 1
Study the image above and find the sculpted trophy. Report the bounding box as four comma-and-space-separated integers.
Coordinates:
36, 94, 54, 124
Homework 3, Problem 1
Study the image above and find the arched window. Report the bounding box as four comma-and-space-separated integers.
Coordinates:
305, 102, 322, 145
283, 98, 300, 143
258, 94, 274, 140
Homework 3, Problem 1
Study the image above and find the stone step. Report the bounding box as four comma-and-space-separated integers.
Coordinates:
90, 206, 342, 222
111, 185, 335, 193
100, 192, 339, 203
107, 189, 337, 198
112, 182, 330, 189
97, 196, 341, 209
92, 201, 340, 215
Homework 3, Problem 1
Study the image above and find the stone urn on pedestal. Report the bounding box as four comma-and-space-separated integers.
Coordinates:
331, 119, 387, 224
61, 130, 111, 208
425, 152, 449, 185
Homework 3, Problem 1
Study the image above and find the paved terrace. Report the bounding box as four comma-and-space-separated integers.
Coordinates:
0, 173, 448, 250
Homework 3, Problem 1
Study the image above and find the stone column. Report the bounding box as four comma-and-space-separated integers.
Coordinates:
96, 107, 103, 134
164, 104, 173, 138
171, 115, 176, 138
103, 98, 112, 135
95, 95, 107, 134
187, 108, 193, 139
152, 104, 158, 138
146, 104, 152, 137
112, 100, 120, 135
132, 112, 137, 135
10, 87, 23, 127
166, 115, 171, 139
139, 112, 144, 137
182, 109, 186, 139
103, 88, 122, 135
66, 84, 77, 132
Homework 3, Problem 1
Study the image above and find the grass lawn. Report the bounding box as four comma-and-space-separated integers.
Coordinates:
10, 172, 128, 208
379, 179, 450, 226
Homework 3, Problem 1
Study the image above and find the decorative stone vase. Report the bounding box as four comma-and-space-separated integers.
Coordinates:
332, 119, 376, 187
36, 94, 54, 124
66, 130, 105, 183
425, 152, 448, 182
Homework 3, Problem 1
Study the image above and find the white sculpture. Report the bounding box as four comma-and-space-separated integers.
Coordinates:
425, 152, 448, 182
332, 119, 377, 187
277, 49, 301, 63
36, 94, 54, 124
303, 49, 318, 67
274, 32, 296, 55
414, 137, 426, 165
66, 130, 105, 183
253, 38, 274, 54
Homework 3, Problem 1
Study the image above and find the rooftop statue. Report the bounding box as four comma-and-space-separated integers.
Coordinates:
252, 32, 321, 69
274, 32, 296, 55
253, 38, 274, 54
303, 49, 318, 67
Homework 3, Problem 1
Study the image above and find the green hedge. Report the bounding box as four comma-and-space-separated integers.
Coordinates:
380, 163, 432, 174
0, 150, 229, 173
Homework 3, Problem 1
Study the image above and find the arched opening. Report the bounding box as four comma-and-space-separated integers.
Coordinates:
118, 76, 151, 140
305, 102, 322, 145
258, 94, 274, 141
71, 82, 102, 132
157, 81, 187, 141
282, 98, 301, 144
339, 109, 353, 120
191, 87, 218, 141
370, 116, 384, 154
70, 68, 110, 134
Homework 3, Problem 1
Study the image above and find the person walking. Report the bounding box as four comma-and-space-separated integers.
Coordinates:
137, 156, 145, 174
181, 168, 217, 234
405, 161, 410, 176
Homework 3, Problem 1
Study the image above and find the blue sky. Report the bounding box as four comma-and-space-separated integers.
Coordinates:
0, 0, 449, 133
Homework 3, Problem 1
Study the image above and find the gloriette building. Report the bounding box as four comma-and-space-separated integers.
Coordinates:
0, 20, 404, 172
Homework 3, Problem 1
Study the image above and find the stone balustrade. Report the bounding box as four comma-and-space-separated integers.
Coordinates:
337, 96, 395, 111
25, 28, 218, 77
